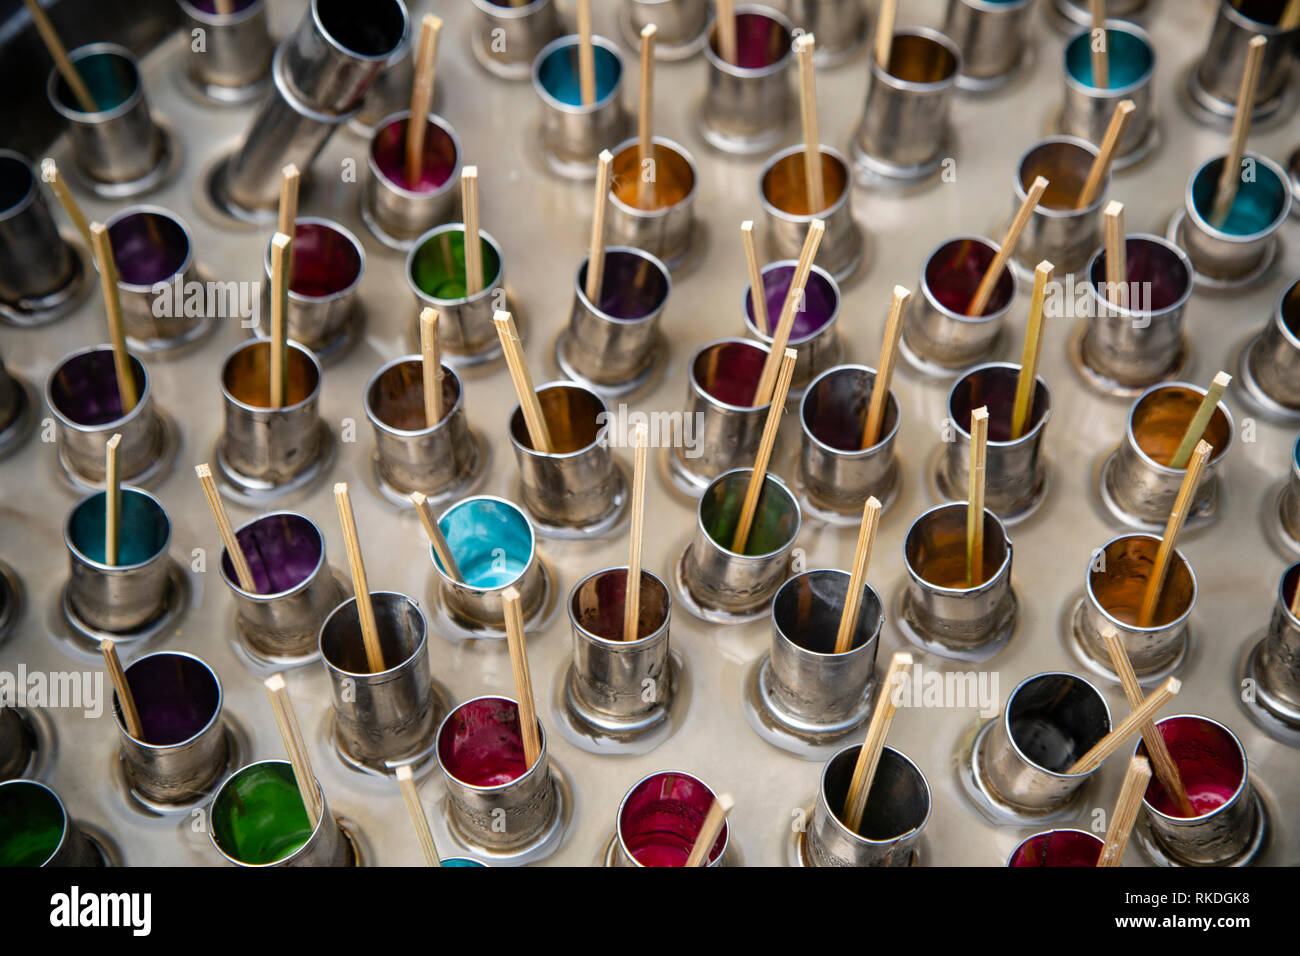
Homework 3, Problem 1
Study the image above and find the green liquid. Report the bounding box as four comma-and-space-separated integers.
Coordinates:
702, 476, 797, 556
0, 782, 65, 866
211, 763, 314, 865
410, 230, 501, 302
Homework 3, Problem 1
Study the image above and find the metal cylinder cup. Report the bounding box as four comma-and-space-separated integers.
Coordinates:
804, 744, 930, 866
1244, 280, 1300, 413
760, 145, 861, 283
1179, 153, 1292, 284
407, 225, 508, 366
1007, 828, 1103, 866
606, 138, 698, 271
699, 5, 795, 155
178, 0, 274, 104
943, 0, 1034, 91
743, 260, 842, 397
623, 0, 710, 58
259, 218, 364, 360
0, 150, 81, 323
362, 112, 461, 250
1062, 23, 1156, 165
103, 205, 203, 355
0, 780, 102, 867
1190, 0, 1300, 124
471, 0, 562, 79
1251, 563, 1300, 723
1011, 137, 1109, 274
532, 36, 628, 180
904, 236, 1017, 373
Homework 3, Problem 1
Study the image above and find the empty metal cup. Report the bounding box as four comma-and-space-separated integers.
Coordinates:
1100, 382, 1233, 530
903, 236, 1018, 375
611, 771, 726, 866
1062, 22, 1157, 168
559, 247, 671, 396
622, 0, 710, 59
258, 218, 365, 362
362, 112, 461, 250
0, 780, 104, 867
899, 503, 1017, 660
1007, 828, 1103, 866
1244, 563, 1300, 734
699, 5, 795, 155
219, 512, 346, 664
103, 205, 205, 355
938, 363, 1052, 523
209, 760, 352, 867
178, 0, 274, 105
111, 651, 228, 808
319, 592, 443, 773
1176, 153, 1292, 286
407, 225, 510, 368
798, 365, 901, 519
944, 0, 1034, 92
1011, 137, 1109, 275
64, 487, 172, 635
802, 744, 930, 866
364, 356, 481, 507
783, 0, 869, 67
532, 35, 628, 180
1242, 279, 1300, 417
760, 145, 862, 283
1188, 0, 1300, 126
471, 0, 562, 79
743, 260, 842, 397
0, 150, 84, 327
1079, 235, 1194, 393
606, 138, 698, 271
851, 28, 961, 187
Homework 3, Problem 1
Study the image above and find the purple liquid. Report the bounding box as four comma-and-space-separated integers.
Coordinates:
283, 222, 361, 298
619, 773, 726, 867
107, 212, 188, 286
438, 698, 530, 787
1140, 717, 1244, 818
1009, 830, 1102, 867
372, 117, 457, 192
1089, 238, 1190, 312
925, 239, 1013, 316
580, 251, 668, 320
803, 368, 894, 451
120, 654, 219, 746
693, 340, 766, 407
716, 13, 789, 69
191, 0, 256, 12
950, 365, 1043, 442
222, 513, 322, 594
749, 265, 837, 340
49, 350, 145, 425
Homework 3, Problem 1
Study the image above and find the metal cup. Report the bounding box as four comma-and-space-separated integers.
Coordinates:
258, 218, 365, 361
407, 225, 510, 367
0, 150, 83, 326
1011, 137, 1109, 275
532, 35, 628, 180
1243, 279, 1300, 415
680, 469, 801, 622
668, 338, 772, 496
611, 771, 726, 866
1080, 235, 1193, 392
899, 503, 1017, 659
364, 357, 481, 506
760, 145, 862, 283
1136, 715, 1261, 865
743, 260, 842, 397
362, 112, 462, 250
1074, 533, 1196, 681
509, 382, 625, 536
798, 365, 901, 518
1246, 563, 1300, 729
64, 487, 172, 635
559, 247, 671, 395
177, 0, 274, 105
350, 31, 415, 136
939, 363, 1052, 522
46, 43, 169, 197
783, 0, 869, 67
976, 672, 1111, 814
0, 780, 103, 867
851, 28, 962, 187
1178, 153, 1292, 285
622, 0, 711, 59
1279, 438, 1300, 553
1006, 828, 1103, 866
1051, 0, 1148, 30
1101, 383, 1233, 530
471, 0, 562, 79
903, 236, 1018, 374
209, 760, 351, 867
567, 568, 673, 734
699, 4, 795, 155
319, 592, 442, 773
0, 356, 33, 462
219, 512, 346, 664
112, 651, 228, 807
436, 696, 559, 853
0, 705, 35, 782
216, 340, 329, 500
606, 138, 698, 271
1189, 0, 1300, 125
803, 744, 930, 866
103, 205, 205, 355
943, 0, 1034, 92
1062, 23, 1157, 167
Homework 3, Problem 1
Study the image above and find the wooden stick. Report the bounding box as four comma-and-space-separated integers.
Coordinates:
966, 407, 989, 588
39, 159, 91, 248
716, 0, 737, 64
333, 483, 385, 674
405, 14, 442, 187
1010, 261, 1053, 441
195, 463, 257, 592
731, 349, 797, 553
22, 0, 97, 112
875, 0, 898, 70
795, 34, 824, 214
684, 793, 734, 867
753, 219, 824, 405
1077, 100, 1135, 209
395, 764, 440, 867
419, 308, 442, 426
269, 232, 291, 410
586, 150, 614, 305
1104, 201, 1127, 308
1282, 0, 1300, 30
1137, 441, 1211, 627
741, 220, 769, 337
87, 222, 137, 414
493, 311, 554, 453
1102, 629, 1193, 817
1290, 566, 1300, 620
277, 163, 300, 245
1067, 677, 1181, 775
862, 286, 911, 448
1090, 0, 1109, 90
637, 24, 657, 210
1209, 35, 1267, 229
104, 433, 121, 567
623, 424, 649, 642
576, 0, 596, 106
502, 586, 541, 768
101, 638, 144, 740
1097, 756, 1151, 867
462, 166, 482, 296
213, 0, 235, 16
966, 176, 1048, 316
843, 652, 912, 831
264, 673, 321, 827
1169, 371, 1231, 469
411, 491, 463, 583
833, 497, 883, 654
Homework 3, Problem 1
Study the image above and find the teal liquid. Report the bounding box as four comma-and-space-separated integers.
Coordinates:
442, 858, 486, 867
434, 499, 533, 587
211, 763, 314, 865
68, 489, 169, 565
63, 51, 138, 113
410, 230, 501, 301
536, 42, 621, 106
1065, 29, 1153, 89
701, 475, 798, 556
1192, 158, 1286, 236
0, 782, 65, 866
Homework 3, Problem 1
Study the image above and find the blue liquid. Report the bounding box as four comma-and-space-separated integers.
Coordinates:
537, 41, 621, 106
1192, 158, 1286, 236
68, 489, 170, 566
1065, 29, 1153, 89
442, 857, 486, 867
434, 498, 533, 587
60, 51, 139, 113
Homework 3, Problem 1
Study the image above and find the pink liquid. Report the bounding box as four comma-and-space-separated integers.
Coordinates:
438, 698, 529, 787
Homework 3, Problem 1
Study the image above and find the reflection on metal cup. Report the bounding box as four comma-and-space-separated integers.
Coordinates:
471, 0, 562, 80
759, 145, 861, 283
177, 0, 274, 105
1244, 280, 1300, 414
742, 260, 842, 397
623, 0, 710, 58
784, 0, 868, 67
259, 218, 365, 360
0, 150, 82, 324
362, 112, 461, 250
1010, 137, 1108, 275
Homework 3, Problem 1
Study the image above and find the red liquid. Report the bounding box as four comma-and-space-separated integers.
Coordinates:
287, 222, 362, 298
1140, 717, 1244, 818
438, 698, 530, 787
619, 773, 726, 867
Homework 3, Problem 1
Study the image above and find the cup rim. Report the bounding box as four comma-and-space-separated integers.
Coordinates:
799, 364, 900, 457
218, 338, 322, 415
1270, 278, 1300, 351
1184, 152, 1292, 244
432, 495, 537, 593
1001, 671, 1113, 780
867, 26, 963, 93
63, 486, 172, 572
435, 695, 550, 793
178, 0, 267, 26
45, 344, 153, 434
208, 758, 328, 867
919, 235, 1020, 326
772, 567, 883, 658
615, 769, 728, 867
531, 34, 625, 114
1005, 827, 1103, 867
0, 150, 37, 224
363, 354, 465, 437
406, 224, 505, 307
1086, 532, 1198, 633
264, 216, 366, 305
220, 511, 328, 600
1063, 21, 1156, 98
1136, 714, 1249, 823
606, 137, 699, 220
573, 246, 672, 325
309, 0, 409, 63
1123, 380, 1235, 474
819, 743, 932, 847
112, 650, 224, 750
367, 110, 463, 200
0, 778, 72, 865
697, 468, 802, 559
507, 380, 610, 460
318, 590, 428, 678
1084, 233, 1195, 322
1217, 0, 1300, 34
567, 566, 671, 648
101, 204, 195, 292
46, 42, 145, 123
471, 0, 551, 18
702, 4, 795, 80
1016, 135, 1109, 219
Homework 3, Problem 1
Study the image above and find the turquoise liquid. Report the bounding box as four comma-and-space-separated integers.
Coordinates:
537, 42, 621, 106
1065, 29, 1153, 89
435, 499, 533, 587
68, 489, 169, 565
1192, 159, 1286, 236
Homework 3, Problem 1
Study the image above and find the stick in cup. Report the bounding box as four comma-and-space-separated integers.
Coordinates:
833, 497, 883, 654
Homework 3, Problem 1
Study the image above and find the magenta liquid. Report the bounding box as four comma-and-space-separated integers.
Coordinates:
618, 772, 726, 867
438, 697, 530, 787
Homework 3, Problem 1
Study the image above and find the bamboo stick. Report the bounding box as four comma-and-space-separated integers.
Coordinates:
277, 163, 300, 245
684, 793, 734, 867
406, 14, 443, 187
195, 463, 257, 592
493, 311, 554, 453
875, 0, 898, 70
1090, 0, 1109, 90
795, 34, 824, 214
39, 159, 91, 248
833, 497, 883, 654
966, 176, 1048, 317
1137, 441, 1211, 627
395, 764, 441, 866
1010, 261, 1053, 441
334, 483, 385, 674
1104, 200, 1126, 308
1097, 756, 1151, 867
731, 349, 797, 553
1077, 100, 1136, 209
411, 491, 463, 583
101, 638, 144, 739
502, 586, 541, 767
420, 308, 442, 426
22, 0, 97, 112
269, 232, 291, 410
862, 286, 911, 448
753, 219, 824, 405
264, 673, 321, 827
741, 220, 769, 337
1067, 677, 1181, 774
716, 0, 738, 64
843, 652, 913, 831
637, 24, 657, 210
623, 424, 649, 642
1168, 372, 1230, 469
577, 0, 596, 106
586, 150, 614, 304
966, 407, 989, 588
1209, 35, 1267, 229
88, 222, 137, 414
462, 166, 482, 296
104, 433, 121, 567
